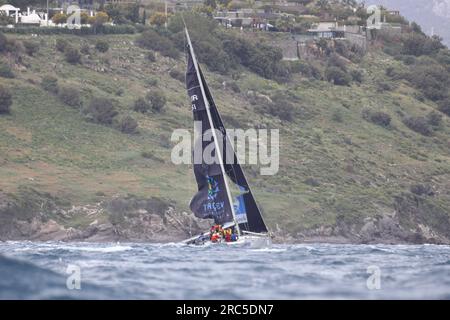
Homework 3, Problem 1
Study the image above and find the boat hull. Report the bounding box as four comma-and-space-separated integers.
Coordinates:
185, 234, 272, 249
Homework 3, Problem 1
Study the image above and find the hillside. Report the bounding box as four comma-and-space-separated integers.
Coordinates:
0, 11, 449, 244
369, 0, 450, 46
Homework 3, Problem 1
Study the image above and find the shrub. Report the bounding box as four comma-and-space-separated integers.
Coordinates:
222, 33, 285, 79
80, 43, 90, 55
325, 67, 351, 86
58, 86, 82, 108
402, 34, 444, 56
52, 13, 68, 24
0, 61, 14, 78
56, 38, 68, 52
169, 69, 184, 82
133, 97, 151, 113
23, 40, 39, 56
41, 76, 59, 94
149, 12, 167, 27
84, 97, 118, 124
438, 99, 450, 116
136, 30, 178, 59
405, 62, 450, 101
95, 40, 109, 53
115, 88, 124, 96
0, 32, 7, 52
362, 109, 391, 127
146, 51, 156, 62
327, 53, 347, 71
397, 54, 416, 65
331, 109, 343, 122
147, 90, 166, 112
259, 93, 295, 122
0, 85, 12, 114
402, 116, 432, 136
377, 80, 396, 92
64, 46, 81, 64
228, 82, 240, 93
426, 111, 442, 127
410, 184, 434, 196
147, 78, 158, 86
350, 69, 363, 83
115, 115, 138, 134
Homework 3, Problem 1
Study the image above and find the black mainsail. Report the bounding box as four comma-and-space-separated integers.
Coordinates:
185, 28, 268, 235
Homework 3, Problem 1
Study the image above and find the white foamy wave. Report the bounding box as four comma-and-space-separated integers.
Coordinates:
250, 248, 287, 253
60, 245, 133, 253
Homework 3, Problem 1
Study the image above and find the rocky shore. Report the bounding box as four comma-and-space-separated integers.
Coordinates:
0, 191, 449, 245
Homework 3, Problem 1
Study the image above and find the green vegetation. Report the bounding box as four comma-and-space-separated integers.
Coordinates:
362, 109, 391, 128
83, 97, 118, 125
133, 97, 151, 114
148, 89, 166, 113
95, 40, 110, 53
58, 86, 82, 108
41, 75, 59, 94
114, 114, 138, 134
0, 61, 14, 78
0, 84, 12, 114
64, 46, 81, 64
0, 7, 449, 241
23, 40, 40, 56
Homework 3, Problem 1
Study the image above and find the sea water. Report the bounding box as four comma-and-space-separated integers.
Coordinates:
0, 241, 449, 299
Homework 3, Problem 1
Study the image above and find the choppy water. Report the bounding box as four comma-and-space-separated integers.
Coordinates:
0, 241, 449, 299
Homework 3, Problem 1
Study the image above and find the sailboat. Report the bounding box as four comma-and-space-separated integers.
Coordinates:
182, 28, 272, 248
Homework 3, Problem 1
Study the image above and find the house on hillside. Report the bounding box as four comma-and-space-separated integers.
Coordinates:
214, 9, 279, 30
308, 21, 342, 38
20, 8, 48, 25
0, 4, 20, 23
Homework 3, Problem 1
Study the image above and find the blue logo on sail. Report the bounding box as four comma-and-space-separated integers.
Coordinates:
207, 176, 219, 200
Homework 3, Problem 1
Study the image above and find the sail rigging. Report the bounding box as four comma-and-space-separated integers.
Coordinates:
185, 28, 268, 235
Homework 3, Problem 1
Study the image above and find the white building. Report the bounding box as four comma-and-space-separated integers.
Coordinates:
21, 8, 48, 25
0, 4, 20, 23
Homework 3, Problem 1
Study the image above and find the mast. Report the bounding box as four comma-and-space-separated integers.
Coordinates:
185, 28, 241, 236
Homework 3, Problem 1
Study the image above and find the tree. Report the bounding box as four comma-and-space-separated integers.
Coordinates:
149, 12, 166, 27
52, 13, 68, 24
80, 12, 89, 24
0, 85, 12, 114
88, 11, 109, 32
316, 0, 329, 10
204, 0, 217, 9
136, 30, 178, 59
